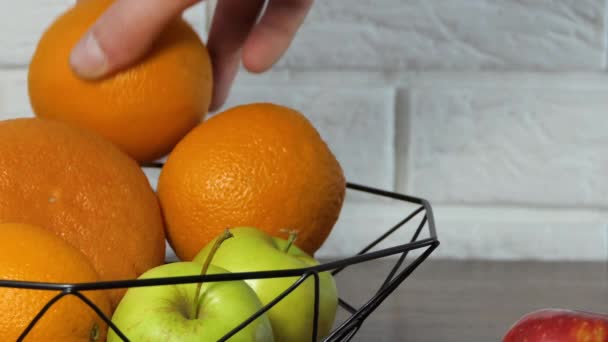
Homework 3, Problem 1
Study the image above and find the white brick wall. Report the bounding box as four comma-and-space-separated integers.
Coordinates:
405, 86, 608, 207
0, 69, 30, 117
279, 0, 607, 70
2, 1, 607, 261
1, 1, 72, 66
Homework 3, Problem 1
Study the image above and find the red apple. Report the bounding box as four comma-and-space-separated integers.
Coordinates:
503, 308, 608, 342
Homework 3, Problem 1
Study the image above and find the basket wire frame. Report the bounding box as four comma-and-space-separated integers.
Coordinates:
0, 177, 439, 342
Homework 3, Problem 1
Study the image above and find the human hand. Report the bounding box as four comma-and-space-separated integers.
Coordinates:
69, 0, 313, 111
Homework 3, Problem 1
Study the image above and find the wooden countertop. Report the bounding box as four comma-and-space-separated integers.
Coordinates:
329, 259, 608, 341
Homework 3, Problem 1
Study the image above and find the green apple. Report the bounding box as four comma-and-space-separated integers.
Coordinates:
193, 227, 338, 342
108, 231, 274, 341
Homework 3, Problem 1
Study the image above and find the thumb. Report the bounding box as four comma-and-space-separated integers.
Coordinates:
69, 0, 198, 79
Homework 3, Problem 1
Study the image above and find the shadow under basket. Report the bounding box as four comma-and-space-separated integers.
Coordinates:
0, 164, 440, 342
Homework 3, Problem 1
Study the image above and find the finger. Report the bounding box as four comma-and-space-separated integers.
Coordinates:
242, 0, 313, 73
69, 0, 198, 79
207, 0, 265, 111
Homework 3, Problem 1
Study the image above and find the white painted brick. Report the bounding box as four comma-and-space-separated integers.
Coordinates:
403, 87, 608, 208
2, 1, 206, 67
1, 1, 72, 66
316, 199, 431, 259
0, 69, 32, 119
427, 206, 608, 261
220, 85, 396, 190
279, 0, 606, 70
317, 201, 608, 261
235, 70, 608, 90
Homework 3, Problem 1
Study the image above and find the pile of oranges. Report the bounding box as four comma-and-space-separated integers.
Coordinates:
0, 0, 346, 339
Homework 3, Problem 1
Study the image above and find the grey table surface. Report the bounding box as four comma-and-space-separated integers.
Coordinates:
328, 259, 608, 341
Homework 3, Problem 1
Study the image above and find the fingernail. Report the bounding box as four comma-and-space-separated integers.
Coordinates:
69, 31, 108, 79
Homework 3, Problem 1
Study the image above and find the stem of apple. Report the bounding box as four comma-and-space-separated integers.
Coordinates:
192, 229, 233, 320
282, 230, 298, 254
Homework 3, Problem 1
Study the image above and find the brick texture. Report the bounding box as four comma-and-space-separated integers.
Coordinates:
278, 0, 606, 70
0, 69, 31, 119
402, 87, 608, 208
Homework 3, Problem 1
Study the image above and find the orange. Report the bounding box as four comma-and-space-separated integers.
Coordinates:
0, 118, 166, 307
0, 222, 111, 341
158, 103, 346, 260
28, 0, 213, 163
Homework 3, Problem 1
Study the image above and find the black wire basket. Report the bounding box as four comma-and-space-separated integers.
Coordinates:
0, 168, 440, 342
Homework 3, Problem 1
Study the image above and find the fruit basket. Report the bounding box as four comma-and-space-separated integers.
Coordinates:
0, 171, 439, 342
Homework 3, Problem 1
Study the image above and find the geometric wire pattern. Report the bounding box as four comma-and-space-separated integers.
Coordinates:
0, 180, 439, 342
